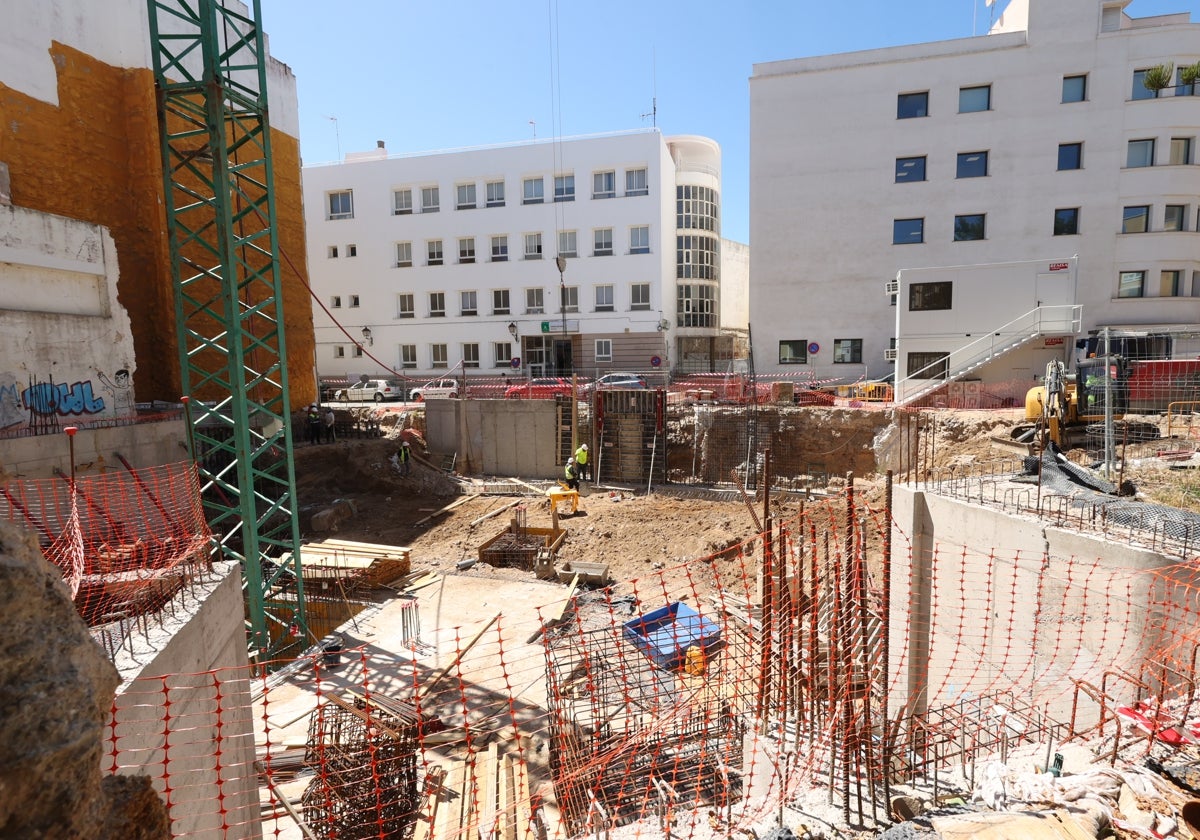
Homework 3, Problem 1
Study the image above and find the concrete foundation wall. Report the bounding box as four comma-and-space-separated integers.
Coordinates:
890, 486, 1200, 723
1, 416, 186, 479
426, 399, 561, 479
111, 562, 261, 839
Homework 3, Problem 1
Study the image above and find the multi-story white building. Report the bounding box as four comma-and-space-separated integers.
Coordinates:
303, 129, 732, 382
750, 0, 1200, 388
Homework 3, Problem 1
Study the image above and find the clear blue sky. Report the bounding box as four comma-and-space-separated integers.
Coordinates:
261, 0, 1198, 244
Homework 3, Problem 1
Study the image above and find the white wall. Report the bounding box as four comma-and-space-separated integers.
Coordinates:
721, 238, 750, 331
302, 130, 722, 380
0, 0, 299, 137
750, 0, 1200, 382
0, 206, 138, 431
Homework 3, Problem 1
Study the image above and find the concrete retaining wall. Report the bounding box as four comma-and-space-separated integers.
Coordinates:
890, 486, 1200, 724
2, 416, 187, 478
426, 399, 561, 479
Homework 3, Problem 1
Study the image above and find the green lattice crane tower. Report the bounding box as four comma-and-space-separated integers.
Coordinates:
147, 0, 307, 661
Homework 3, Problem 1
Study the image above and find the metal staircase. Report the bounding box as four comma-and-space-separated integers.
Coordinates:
894, 305, 1082, 407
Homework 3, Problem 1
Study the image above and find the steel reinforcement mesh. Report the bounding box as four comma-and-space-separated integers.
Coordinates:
99, 488, 1200, 838
0, 461, 213, 633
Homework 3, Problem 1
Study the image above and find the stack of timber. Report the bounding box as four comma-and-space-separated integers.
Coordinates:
285, 539, 412, 593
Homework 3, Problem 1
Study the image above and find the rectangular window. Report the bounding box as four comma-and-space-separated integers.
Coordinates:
1122, 205, 1150, 234
486, 180, 505, 207
491, 235, 508, 262
395, 241, 412, 267
593, 228, 614, 256
909, 281, 952, 311
327, 190, 353, 220
1161, 269, 1182, 297
594, 285, 614, 312
554, 174, 575, 202
833, 338, 863, 364
625, 168, 648, 197
893, 217, 924, 245
897, 91, 929, 119
526, 288, 544, 314
347, 244, 357, 257
630, 225, 650, 254
953, 213, 986, 241
463, 343, 480, 369
400, 344, 417, 369
429, 292, 445, 317
334, 346, 345, 358
393, 188, 413, 215
1127, 138, 1155, 168
558, 230, 577, 258
524, 232, 542, 259
1170, 137, 1193, 165
958, 84, 991, 113
493, 342, 512, 367
1062, 74, 1087, 103
1118, 270, 1145, 298
1058, 142, 1083, 170
1131, 69, 1156, 100
431, 343, 448, 368
522, 177, 544, 205
563, 286, 579, 313
595, 339, 613, 362
956, 151, 988, 178
460, 290, 478, 316
458, 237, 476, 264
427, 239, 443, 265
1054, 208, 1080, 236
330, 295, 342, 308
778, 340, 808, 365
895, 156, 926, 182
593, 170, 616, 198
907, 352, 950, 379
1165, 204, 1187, 231
421, 186, 440, 213
630, 283, 651, 310
353, 346, 363, 358
492, 289, 510, 315
349, 295, 360, 308
327, 245, 339, 259
396, 293, 415, 319
456, 183, 477, 210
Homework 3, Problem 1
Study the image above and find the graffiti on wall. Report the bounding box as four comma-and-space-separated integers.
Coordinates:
0, 369, 135, 433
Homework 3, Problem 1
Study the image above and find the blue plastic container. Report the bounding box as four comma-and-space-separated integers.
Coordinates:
622, 601, 721, 670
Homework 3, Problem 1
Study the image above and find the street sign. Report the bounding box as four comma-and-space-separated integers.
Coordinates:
650, 355, 662, 367
541, 321, 550, 333
511, 357, 521, 368
808, 342, 820, 355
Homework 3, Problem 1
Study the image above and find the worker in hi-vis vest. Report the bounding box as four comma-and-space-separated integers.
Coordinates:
573, 443, 589, 481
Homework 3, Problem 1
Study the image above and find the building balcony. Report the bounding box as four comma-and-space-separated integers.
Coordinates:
1119, 163, 1200, 198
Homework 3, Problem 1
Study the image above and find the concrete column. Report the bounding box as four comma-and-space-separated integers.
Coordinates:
904, 490, 934, 720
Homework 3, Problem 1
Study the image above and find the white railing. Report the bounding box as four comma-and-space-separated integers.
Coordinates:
895, 305, 1082, 405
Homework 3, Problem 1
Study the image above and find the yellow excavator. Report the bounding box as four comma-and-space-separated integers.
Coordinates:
1011, 356, 1159, 449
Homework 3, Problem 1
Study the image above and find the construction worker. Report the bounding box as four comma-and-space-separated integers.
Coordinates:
398, 440, 411, 476
306, 404, 321, 445
564, 457, 580, 491
323, 405, 336, 444
573, 443, 590, 481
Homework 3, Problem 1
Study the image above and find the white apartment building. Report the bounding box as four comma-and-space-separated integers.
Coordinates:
303, 129, 731, 382
750, 0, 1200, 387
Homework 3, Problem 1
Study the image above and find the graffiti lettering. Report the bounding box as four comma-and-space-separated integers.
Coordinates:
23, 381, 106, 417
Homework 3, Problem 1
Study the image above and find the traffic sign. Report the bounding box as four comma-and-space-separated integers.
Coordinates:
541, 321, 550, 333
650, 355, 662, 368
511, 357, 521, 368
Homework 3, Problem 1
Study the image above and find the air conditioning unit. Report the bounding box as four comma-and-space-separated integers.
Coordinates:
884, 279, 900, 296
884, 348, 898, 362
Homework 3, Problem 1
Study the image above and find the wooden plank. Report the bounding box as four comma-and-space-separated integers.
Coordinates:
314, 538, 412, 554
434, 761, 466, 840
463, 751, 481, 840
470, 500, 524, 527
417, 612, 501, 700
552, 575, 579, 623
404, 573, 442, 593
413, 766, 446, 840
478, 741, 499, 840
512, 754, 533, 840
415, 494, 481, 526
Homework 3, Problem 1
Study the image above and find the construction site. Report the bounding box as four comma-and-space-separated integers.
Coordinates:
8, 2, 1200, 840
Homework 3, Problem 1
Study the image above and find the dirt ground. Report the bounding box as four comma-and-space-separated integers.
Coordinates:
291, 408, 1200, 604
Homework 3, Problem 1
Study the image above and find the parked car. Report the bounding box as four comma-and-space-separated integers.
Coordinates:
581, 372, 648, 395
504, 377, 572, 399
408, 378, 460, 401
338, 379, 405, 402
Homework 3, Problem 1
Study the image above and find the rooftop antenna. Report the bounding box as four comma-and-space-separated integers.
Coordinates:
641, 49, 657, 127
529, 120, 537, 138
325, 115, 341, 160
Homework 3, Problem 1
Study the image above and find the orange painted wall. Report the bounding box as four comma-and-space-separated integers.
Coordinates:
0, 42, 316, 409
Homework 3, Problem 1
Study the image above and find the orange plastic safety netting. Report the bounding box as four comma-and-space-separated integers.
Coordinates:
0, 461, 212, 637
